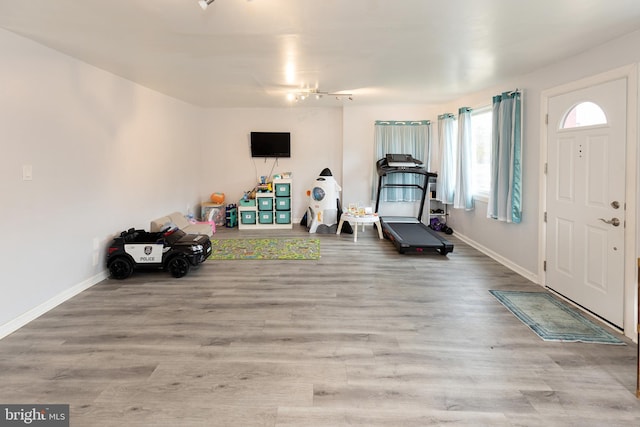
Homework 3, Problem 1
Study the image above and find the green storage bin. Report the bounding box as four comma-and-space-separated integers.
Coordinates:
239, 199, 256, 207
275, 211, 291, 224
275, 197, 290, 211
257, 197, 273, 211
259, 211, 273, 224
241, 210, 256, 224
275, 183, 291, 197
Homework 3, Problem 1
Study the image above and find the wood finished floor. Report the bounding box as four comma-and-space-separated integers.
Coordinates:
1, 225, 639, 426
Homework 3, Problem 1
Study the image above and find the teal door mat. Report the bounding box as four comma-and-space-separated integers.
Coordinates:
489, 290, 624, 345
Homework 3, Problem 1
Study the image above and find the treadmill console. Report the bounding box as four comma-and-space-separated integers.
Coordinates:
385, 154, 423, 168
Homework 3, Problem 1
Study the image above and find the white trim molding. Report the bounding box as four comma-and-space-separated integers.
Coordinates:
453, 231, 539, 285
0, 270, 109, 340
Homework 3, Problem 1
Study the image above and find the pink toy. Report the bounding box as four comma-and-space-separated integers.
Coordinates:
190, 218, 216, 234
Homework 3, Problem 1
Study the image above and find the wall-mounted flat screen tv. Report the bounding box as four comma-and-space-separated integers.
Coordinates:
250, 132, 291, 158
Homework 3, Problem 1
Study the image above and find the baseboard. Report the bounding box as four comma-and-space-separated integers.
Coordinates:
0, 270, 109, 340
453, 231, 540, 285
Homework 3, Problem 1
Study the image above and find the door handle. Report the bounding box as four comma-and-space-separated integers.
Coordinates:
598, 217, 620, 227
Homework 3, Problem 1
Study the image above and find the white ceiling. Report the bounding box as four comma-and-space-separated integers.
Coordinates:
2, 0, 640, 108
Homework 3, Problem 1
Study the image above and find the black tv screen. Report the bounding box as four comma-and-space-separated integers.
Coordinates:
250, 132, 291, 158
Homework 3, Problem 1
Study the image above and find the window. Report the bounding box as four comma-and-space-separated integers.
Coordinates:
471, 107, 492, 197
562, 101, 607, 128
372, 121, 431, 202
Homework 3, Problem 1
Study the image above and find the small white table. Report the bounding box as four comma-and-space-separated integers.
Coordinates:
336, 213, 384, 242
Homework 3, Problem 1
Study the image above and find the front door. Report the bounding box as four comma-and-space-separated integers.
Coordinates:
546, 77, 626, 328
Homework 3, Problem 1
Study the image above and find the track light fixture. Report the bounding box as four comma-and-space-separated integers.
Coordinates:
288, 88, 353, 102
198, 0, 215, 10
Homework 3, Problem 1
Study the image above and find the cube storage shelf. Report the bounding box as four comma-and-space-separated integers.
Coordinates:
238, 178, 292, 230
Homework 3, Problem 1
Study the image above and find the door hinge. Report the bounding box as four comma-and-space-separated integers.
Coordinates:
543, 260, 547, 271
544, 212, 547, 222
544, 163, 547, 174
545, 114, 549, 125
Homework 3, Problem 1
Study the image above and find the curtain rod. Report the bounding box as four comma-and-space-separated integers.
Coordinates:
494, 89, 522, 102
375, 120, 430, 126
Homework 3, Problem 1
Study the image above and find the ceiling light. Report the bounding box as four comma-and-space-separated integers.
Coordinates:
286, 88, 353, 102
198, 0, 215, 10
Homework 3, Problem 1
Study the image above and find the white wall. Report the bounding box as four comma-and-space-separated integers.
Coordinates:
200, 107, 343, 221
0, 29, 204, 336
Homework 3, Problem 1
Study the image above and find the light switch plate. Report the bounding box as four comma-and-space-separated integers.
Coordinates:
22, 165, 33, 181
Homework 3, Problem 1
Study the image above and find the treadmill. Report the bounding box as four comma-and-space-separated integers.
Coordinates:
375, 154, 453, 255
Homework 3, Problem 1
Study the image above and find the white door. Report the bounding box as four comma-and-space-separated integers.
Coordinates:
546, 78, 626, 328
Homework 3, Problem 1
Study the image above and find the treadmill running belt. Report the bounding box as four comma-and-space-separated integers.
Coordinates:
380, 221, 453, 255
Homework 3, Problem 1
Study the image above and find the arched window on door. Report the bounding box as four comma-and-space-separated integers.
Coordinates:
561, 101, 607, 129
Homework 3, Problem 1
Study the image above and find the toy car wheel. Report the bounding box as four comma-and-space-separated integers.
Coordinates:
167, 256, 190, 278
109, 257, 134, 280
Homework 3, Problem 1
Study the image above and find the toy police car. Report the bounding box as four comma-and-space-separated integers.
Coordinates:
106, 227, 212, 279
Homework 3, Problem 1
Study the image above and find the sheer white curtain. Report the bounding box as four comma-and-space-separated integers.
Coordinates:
372, 120, 430, 202
435, 114, 456, 205
454, 107, 474, 210
487, 91, 522, 223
